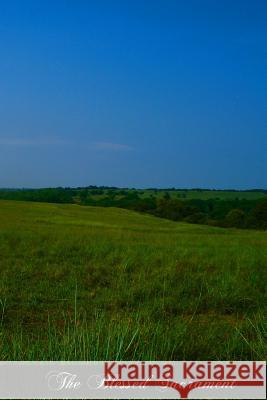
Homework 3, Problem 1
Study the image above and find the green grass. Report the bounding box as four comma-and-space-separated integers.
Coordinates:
0, 200, 266, 361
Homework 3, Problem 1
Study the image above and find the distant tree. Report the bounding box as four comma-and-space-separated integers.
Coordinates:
163, 192, 171, 200
184, 212, 206, 224
90, 189, 104, 195
79, 189, 88, 204
155, 198, 191, 221
118, 190, 127, 196
225, 209, 245, 228
132, 198, 157, 212
248, 198, 267, 229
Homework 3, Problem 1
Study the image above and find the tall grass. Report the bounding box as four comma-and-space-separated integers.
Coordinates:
0, 200, 266, 360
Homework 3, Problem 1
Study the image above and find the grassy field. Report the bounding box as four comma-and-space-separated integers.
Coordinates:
0, 200, 266, 361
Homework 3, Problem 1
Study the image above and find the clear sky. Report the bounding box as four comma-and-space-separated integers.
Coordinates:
0, 0, 266, 189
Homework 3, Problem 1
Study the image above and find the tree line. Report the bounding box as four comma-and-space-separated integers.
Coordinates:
0, 187, 266, 229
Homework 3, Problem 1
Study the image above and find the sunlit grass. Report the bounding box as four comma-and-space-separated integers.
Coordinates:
0, 200, 266, 360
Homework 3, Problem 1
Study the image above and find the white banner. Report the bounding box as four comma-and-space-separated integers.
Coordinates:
0, 361, 265, 399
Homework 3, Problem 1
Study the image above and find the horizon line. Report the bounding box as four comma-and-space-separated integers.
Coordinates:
0, 186, 266, 192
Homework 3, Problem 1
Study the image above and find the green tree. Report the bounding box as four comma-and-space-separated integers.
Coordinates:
225, 209, 245, 228
248, 198, 267, 229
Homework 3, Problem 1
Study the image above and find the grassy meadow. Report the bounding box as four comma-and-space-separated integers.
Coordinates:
0, 200, 266, 361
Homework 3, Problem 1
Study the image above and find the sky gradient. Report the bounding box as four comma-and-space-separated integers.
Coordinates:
0, 0, 266, 189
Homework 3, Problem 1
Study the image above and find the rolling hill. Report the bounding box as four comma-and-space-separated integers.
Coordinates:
0, 200, 266, 360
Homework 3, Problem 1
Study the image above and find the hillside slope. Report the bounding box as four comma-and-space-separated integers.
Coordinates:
0, 200, 266, 360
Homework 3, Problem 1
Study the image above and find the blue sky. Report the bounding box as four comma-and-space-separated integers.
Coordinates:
0, 0, 266, 188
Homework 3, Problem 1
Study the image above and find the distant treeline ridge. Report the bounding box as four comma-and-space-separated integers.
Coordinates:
0, 187, 266, 229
